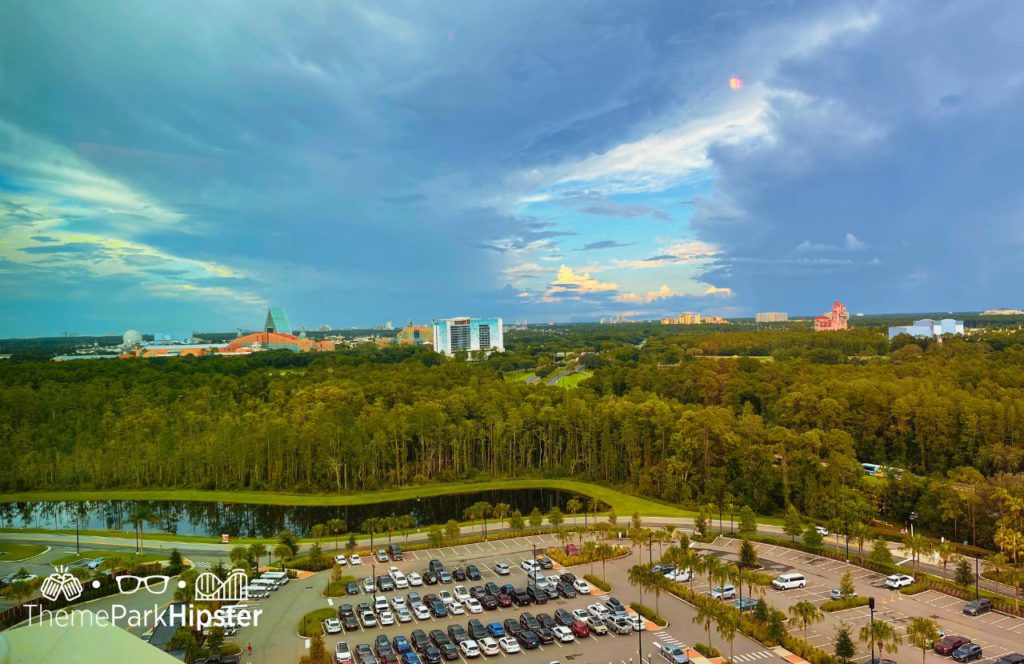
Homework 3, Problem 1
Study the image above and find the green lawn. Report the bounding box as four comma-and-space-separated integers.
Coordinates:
504, 370, 535, 382
51, 549, 167, 566
554, 371, 592, 388
0, 542, 47, 561
0, 479, 696, 518
297, 608, 338, 637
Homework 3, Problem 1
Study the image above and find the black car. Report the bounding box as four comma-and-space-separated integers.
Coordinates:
447, 624, 468, 644
560, 571, 576, 584
421, 646, 443, 664
375, 635, 394, 657
429, 630, 451, 648
520, 612, 541, 631
341, 614, 359, 631
377, 575, 395, 592
527, 585, 548, 604
536, 613, 556, 629
470, 585, 486, 599
512, 588, 531, 606
484, 582, 501, 596
554, 608, 574, 626
389, 544, 403, 560
543, 583, 560, 599
466, 565, 482, 581
536, 555, 553, 570
438, 643, 459, 661
517, 630, 540, 649
428, 559, 445, 573
536, 626, 555, 644
504, 618, 523, 637
467, 619, 487, 640
480, 594, 498, 610
423, 570, 438, 585
355, 644, 375, 664
605, 597, 625, 612
994, 654, 1024, 664
558, 581, 577, 598
451, 567, 466, 582
346, 581, 359, 595
411, 629, 431, 652
963, 598, 992, 616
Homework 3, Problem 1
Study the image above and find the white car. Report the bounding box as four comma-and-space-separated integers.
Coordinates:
438, 590, 455, 605
628, 614, 646, 631
573, 578, 592, 594
459, 640, 481, 658
407, 572, 423, 586
374, 596, 389, 612
498, 636, 521, 653
361, 577, 374, 593
395, 607, 412, 623
588, 603, 610, 619
390, 570, 409, 589
494, 562, 511, 576
448, 602, 466, 616
885, 574, 915, 589
454, 585, 471, 602
413, 604, 431, 620
552, 625, 575, 642
477, 637, 500, 656
465, 598, 483, 614
324, 618, 342, 634
360, 611, 377, 628
349, 554, 362, 565
572, 608, 590, 622
391, 596, 407, 610
815, 526, 829, 536
667, 568, 692, 582
378, 610, 395, 626
521, 559, 541, 574
335, 640, 353, 663
334, 554, 348, 566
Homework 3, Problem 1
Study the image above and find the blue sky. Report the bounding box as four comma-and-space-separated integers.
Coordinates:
2, 0, 1023, 335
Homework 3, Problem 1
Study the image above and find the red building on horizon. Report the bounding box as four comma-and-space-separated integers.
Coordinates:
814, 300, 849, 332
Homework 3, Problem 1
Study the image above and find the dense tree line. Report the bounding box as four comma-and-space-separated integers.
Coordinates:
2, 329, 1024, 549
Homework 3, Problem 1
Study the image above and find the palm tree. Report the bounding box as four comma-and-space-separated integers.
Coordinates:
903, 534, 933, 571
937, 541, 955, 579
850, 521, 868, 558
361, 517, 382, 551
273, 543, 292, 572
692, 600, 719, 651
788, 600, 824, 642
906, 617, 941, 664
597, 543, 615, 581
493, 502, 511, 532
662, 525, 676, 556
249, 543, 268, 570
566, 498, 582, 529
701, 554, 722, 592
716, 608, 740, 661
129, 504, 159, 554
627, 564, 653, 614
583, 541, 598, 575
859, 619, 902, 659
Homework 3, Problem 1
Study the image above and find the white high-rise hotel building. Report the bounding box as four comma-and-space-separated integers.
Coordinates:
432, 317, 504, 356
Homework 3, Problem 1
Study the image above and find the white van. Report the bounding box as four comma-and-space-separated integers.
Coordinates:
771, 573, 806, 590
261, 571, 289, 586
244, 585, 269, 599
248, 579, 277, 593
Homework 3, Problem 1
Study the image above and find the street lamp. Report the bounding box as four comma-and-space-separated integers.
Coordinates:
868, 596, 876, 663
648, 533, 653, 567
908, 511, 918, 538
975, 554, 980, 599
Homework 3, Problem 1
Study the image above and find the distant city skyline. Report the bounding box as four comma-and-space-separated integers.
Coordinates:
2, 1, 1023, 336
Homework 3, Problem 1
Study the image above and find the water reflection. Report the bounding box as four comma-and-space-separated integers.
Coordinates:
0, 489, 601, 538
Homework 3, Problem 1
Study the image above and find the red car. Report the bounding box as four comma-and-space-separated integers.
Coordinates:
935, 636, 972, 656
496, 592, 513, 608
568, 620, 590, 638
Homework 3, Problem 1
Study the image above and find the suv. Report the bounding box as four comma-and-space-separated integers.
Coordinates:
376, 549, 390, 563
935, 636, 972, 656
963, 598, 992, 616
526, 585, 548, 604
389, 544, 404, 560
953, 644, 983, 662
710, 584, 737, 600
884, 574, 914, 589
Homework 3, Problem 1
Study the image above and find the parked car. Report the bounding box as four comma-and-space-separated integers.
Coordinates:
487, 621, 505, 638
467, 619, 488, 640
497, 637, 520, 654
732, 598, 759, 612
349, 554, 362, 565
885, 574, 915, 589
389, 544, 403, 560
493, 562, 510, 576
346, 581, 359, 595
464, 598, 483, 614
935, 636, 972, 656
554, 608, 574, 626
335, 640, 353, 663
558, 581, 577, 598
466, 565, 482, 581
657, 643, 690, 663
952, 644, 983, 662
772, 573, 806, 590
458, 641, 480, 659
606, 616, 632, 634
476, 637, 499, 656
552, 625, 575, 642
376, 549, 389, 563
522, 559, 541, 574
393, 636, 413, 654
994, 654, 1024, 664
335, 554, 349, 566
710, 584, 737, 600
585, 615, 609, 635
324, 618, 342, 634
359, 611, 377, 628
829, 587, 854, 600
963, 598, 992, 616
568, 620, 590, 637
572, 578, 592, 594
815, 526, 829, 536
407, 572, 423, 586
410, 630, 431, 652
451, 567, 467, 582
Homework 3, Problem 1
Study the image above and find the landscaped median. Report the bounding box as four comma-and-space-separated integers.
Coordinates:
297, 608, 337, 638
629, 601, 667, 627
820, 596, 869, 612
0, 543, 48, 561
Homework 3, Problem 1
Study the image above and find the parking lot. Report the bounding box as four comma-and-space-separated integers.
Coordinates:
714, 538, 1024, 664
241, 533, 779, 664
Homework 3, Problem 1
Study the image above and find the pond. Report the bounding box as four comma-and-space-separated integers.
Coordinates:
0, 488, 603, 538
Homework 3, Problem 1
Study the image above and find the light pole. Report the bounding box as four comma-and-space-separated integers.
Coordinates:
975, 554, 980, 599
909, 511, 918, 538
648, 533, 653, 567
868, 596, 876, 663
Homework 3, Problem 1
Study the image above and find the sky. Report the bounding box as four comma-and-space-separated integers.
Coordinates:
2, 0, 1023, 336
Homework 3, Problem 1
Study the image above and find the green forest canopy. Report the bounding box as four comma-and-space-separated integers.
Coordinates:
2, 323, 1024, 550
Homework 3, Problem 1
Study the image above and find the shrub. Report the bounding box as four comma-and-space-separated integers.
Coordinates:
325, 574, 357, 597
629, 602, 666, 627
583, 574, 611, 592
820, 596, 869, 612
694, 643, 721, 658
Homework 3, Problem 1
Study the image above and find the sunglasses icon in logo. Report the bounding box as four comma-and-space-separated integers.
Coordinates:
116, 575, 171, 594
